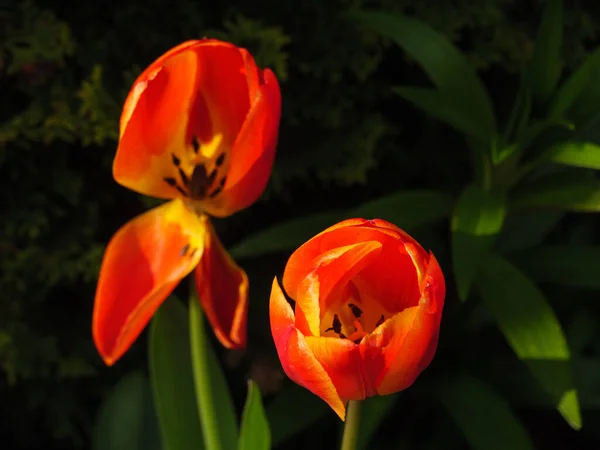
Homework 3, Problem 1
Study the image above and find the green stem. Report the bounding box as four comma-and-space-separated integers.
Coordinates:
189, 287, 223, 450
340, 400, 361, 450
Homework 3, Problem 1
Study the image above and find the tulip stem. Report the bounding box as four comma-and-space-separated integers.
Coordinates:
340, 400, 361, 450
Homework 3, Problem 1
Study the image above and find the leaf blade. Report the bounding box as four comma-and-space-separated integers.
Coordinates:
239, 381, 271, 450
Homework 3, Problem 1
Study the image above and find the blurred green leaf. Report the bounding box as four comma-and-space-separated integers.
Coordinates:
356, 393, 399, 450
527, 0, 563, 105
239, 381, 270, 450
566, 307, 597, 354
550, 46, 600, 119
267, 384, 329, 446
92, 371, 162, 450
477, 254, 581, 429
353, 10, 496, 142
437, 372, 534, 450
189, 295, 238, 450
393, 87, 492, 142
544, 141, 600, 170
231, 190, 452, 260
511, 176, 600, 211
496, 211, 564, 253
451, 185, 506, 300
149, 298, 205, 450
510, 245, 600, 288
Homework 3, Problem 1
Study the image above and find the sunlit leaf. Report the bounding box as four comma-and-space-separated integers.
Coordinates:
437, 372, 534, 450
477, 254, 581, 429
510, 245, 600, 288
353, 10, 495, 142
266, 384, 329, 446
451, 185, 506, 300
92, 372, 162, 450
544, 141, 600, 170
239, 381, 270, 450
527, 0, 563, 105
149, 298, 204, 450
511, 177, 600, 211
189, 295, 238, 450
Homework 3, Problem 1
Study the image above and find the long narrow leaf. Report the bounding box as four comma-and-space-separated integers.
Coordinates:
544, 141, 600, 170
150, 298, 205, 450
451, 185, 506, 300
437, 372, 534, 450
477, 254, 581, 429
511, 177, 600, 211
239, 381, 271, 450
527, 0, 563, 105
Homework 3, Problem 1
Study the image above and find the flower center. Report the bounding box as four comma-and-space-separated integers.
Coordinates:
320, 282, 388, 344
162, 134, 229, 202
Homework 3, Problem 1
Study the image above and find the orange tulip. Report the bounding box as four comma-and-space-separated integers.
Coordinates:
270, 218, 445, 420
93, 39, 281, 366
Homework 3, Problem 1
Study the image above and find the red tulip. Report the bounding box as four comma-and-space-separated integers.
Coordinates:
270, 219, 445, 420
93, 39, 281, 365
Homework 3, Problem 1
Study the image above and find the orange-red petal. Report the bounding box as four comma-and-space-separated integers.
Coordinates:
203, 68, 282, 217
93, 199, 207, 365
270, 278, 346, 420
194, 219, 248, 349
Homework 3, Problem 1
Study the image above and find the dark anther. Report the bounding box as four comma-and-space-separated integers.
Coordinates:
325, 314, 342, 334
171, 153, 181, 167
348, 303, 363, 318
176, 186, 189, 197
190, 248, 198, 258
163, 177, 177, 187
192, 135, 200, 153
178, 167, 190, 187
209, 186, 223, 198
190, 164, 213, 199
376, 315, 385, 327
180, 243, 190, 256
353, 338, 362, 344
219, 176, 227, 188
208, 168, 217, 183
215, 152, 225, 167
339, 333, 347, 339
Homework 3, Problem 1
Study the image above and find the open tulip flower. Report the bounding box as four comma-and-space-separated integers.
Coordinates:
270, 218, 445, 420
93, 39, 281, 366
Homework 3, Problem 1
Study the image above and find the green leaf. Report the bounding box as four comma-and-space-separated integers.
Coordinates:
437, 372, 534, 450
230, 211, 345, 259
189, 294, 238, 450
92, 372, 163, 450
510, 245, 600, 288
239, 381, 270, 450
550, 46, 600, 119
356, 394, 399, 450
267, 384, 329, 446
231, 190, 452, 260
544, 141, 600, 170
353, 10, 495, 142
511, 176, 600, 211
496, 211, 564, 253
393, 87, 493, 142
527, 0, 563, 105
354, 189, 453, 230
149, 298, 205, 450
451, 185, 506, 300
477, 254, 581, 429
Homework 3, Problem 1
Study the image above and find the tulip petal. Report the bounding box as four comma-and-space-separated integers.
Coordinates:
194, 220, 248, 349
204, 68, 282, 217
269, 278, 346, 420
304, 336, 376, 401
93, 199, 207, 365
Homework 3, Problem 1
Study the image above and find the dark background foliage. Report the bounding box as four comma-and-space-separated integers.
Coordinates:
1, 0, 599, 449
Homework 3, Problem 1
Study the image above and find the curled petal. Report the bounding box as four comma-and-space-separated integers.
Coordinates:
93, 199, 206, 365
194, 219, 248, 349
204, 68, 282, 217
270, 278, 346, 420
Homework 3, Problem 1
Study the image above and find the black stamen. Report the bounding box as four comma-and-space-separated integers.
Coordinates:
176, 186, 189, 197
339, 333, 347, 339
219, 176, 227, 188
325, 314, 342, 334
215, 152, 225, 167
208, 168, 217, 183
163, 177, 177, 187
180, 243, 190, 256
178, 167, 190, 187
192, 135, 200, 153
376, 315, 385, 327
353, 338, 362, 344
171, 153, 181, 167
348, 303, 363, 319
190, 164, 213, 199
209, 186, 223, 198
